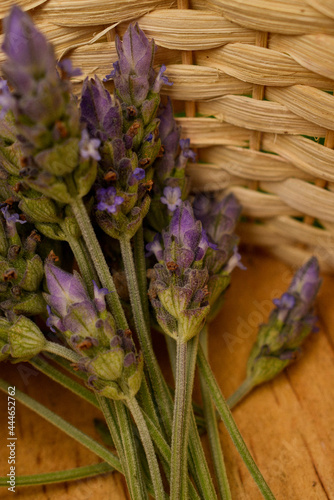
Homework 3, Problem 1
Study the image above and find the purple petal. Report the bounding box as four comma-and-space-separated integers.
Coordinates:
146, 234, 164, 261
58, 59, 82, 78
93, 280, 110, 312
79, 129, 101, 161
152, 64, 173, 93
45, 262, 89, 314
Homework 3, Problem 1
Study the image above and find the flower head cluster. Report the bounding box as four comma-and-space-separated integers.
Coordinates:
44, 262, 143, 400
144, 99, 195, 233
78, 25, 173, 240
246, 257, 321, 386
192, 192, 242, 320
1, 7, 97, 203
104, 24, 172, 108
0, 204, 45, 316
147, 202, 211, 341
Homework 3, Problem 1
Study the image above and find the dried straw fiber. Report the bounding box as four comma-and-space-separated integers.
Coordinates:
1, 0, 334, 273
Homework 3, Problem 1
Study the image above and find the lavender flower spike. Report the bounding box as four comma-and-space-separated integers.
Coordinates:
193, 192, 242, 321
80, 76, 122, 141
110, 23, 156, 106
2, 6, 57, 95
44, 263, 143, 400
246, 257, 321, 388
147, 201, 210, 341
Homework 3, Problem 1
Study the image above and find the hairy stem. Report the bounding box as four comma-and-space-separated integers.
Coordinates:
227, 378, 256, 410
70, 197, 127, 329
43, 341, 80, 364
65, 234, 98, 297
170, 338, 188, 500
197, 346, 276, 500
114, 400, 148, 500
133, 225, 150, 327
166, 335, 218, 500
199, 327, 232, 500
127, 397, 165, 500
0, 463, 113, 487
120, 235, 173, 433
0, 378, 121, 473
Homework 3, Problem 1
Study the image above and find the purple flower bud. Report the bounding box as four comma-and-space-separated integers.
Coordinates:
44, 262, 88, 317
57, 59, 82, 78
193, 192, 242, 275
168, 202, 203, 259
246, 257, 321, 388
110, 23, 155, 106
289, 257, 320, 305
96, 186, 124, 214
80, 76, 122, 141
93, 280, 109, 312
46, 304, 64, 332
146, 234, 164, 261
104, 62, 119, 82
124, 351, 136, 367
180, 138, 196, 161
79, 129, 101, 161
160, 186, 182, 212
273, 293, 296, 323
128, 167, 145, 186
2, 7, 57, 94
117, 24, 155, 78
152, 64, 173, 93
150, 201, 211, 271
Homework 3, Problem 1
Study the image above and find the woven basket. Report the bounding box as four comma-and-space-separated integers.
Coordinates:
2, 0, 334, 272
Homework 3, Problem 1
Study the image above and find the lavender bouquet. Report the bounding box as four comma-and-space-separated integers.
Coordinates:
0, 7, 322, 500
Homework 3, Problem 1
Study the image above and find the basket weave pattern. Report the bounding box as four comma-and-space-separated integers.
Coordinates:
2, 0, 334, 271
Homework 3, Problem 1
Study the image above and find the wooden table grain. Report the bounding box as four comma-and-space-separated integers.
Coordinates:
0, 251, 333, 499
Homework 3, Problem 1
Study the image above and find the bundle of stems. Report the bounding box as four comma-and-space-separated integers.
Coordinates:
0, 6, 321, 499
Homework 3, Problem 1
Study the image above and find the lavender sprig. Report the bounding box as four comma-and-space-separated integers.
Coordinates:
1, 7, 96, 203
44, 262, 143, 400
228, 257, 321, 409
193, 192, 243, 320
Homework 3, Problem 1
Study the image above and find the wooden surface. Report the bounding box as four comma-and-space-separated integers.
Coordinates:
0, 250, 333, 499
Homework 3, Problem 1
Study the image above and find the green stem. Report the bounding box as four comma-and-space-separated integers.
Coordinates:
137, 376, 160, 431
166, 336, 218, 500
95, 396, 129, 490
65, 234, 97, 297
114, 400, 148, 500
197, 346, 276, 500
70, 197, 127, 329
142, 409, 201, 500
119, 235, 173, 433
199, 327, 232, 500
127, 397, 165, 500
227, 378, 256, 410
43, 341, 80, 363
0, 378, 122, 473
133, 225, 150, 327
0, 463, 113, 487
170, 338, 188, 500
30, 357, 99, 409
